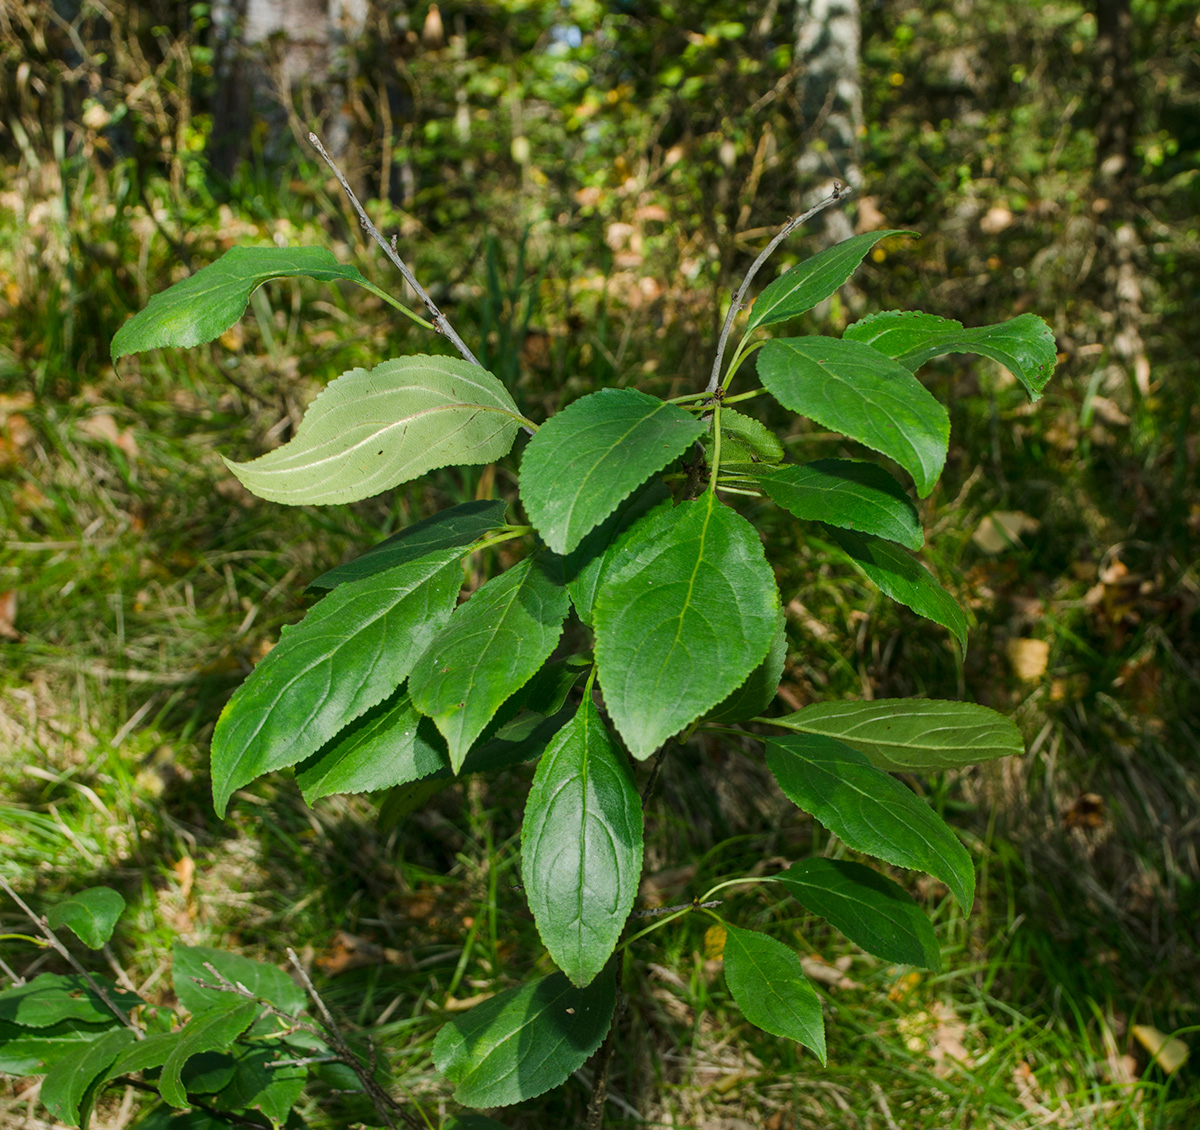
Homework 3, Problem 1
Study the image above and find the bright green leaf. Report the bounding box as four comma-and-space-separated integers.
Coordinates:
773, 858, 941, 970
844, 310, 1057, 401
210, 547, 463, 816
519, 387, 705, 554
522, 698, 643, 987
295, 686, 447, 803
758, 337, 949, 497
759, 460, 922, 550
722, 923, 825, 1062
40, 1027, 135, 1128
172, 944, 305, 1018
703, 609, 787, 724
772, 698, 1024, 772
826, 527, 968, 654
0, 973, 142, 1029
747, 230, 916, 331
594, 494, 779, 758
110, 245, 371, 360
432, 969, 616, 1107
409, 554, 570, 771
46, 888, 126, 950
765, 733, 975, 910
309, 499, 508, 591
225, 356, 522, 506
160, 1000, 260, 1108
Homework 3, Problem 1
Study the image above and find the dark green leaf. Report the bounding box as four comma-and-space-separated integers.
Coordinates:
722, 924, 825, 1062
519, 387, 705, 554
522, 699, 643, 987
0, 1019, 115, 1074
226, 356, 522, 506
825, 527, 968, 654
209, 1044, 307, 1127
0, 973, 142, 1028
765, 733, 975, 910
594, 494, 779, 757
772, 698, 1024, 772
39, 1027, 135, 1128
295, 686, 447, 803
130, 1107, 242, 1129
773, 858, 941, 970
562, 479, 673, 626
717, 408, 784, 464
844, 310, 1057, 401
308, 500, 508, 592
45, 887, 126, 950
758, 337, 949, 497
759, 460, 922, 550
173, 944, 305, 1018
432, 969, 616, 1107
210, 547, 464, 816
446, 1117, 511, 1130
160, 1000, 260, 1108
180, 1050, 237, 1094
409, 554, 570, 771
703, 609, 787, 725
111, 245, 370, 360
747, 230, 916, 331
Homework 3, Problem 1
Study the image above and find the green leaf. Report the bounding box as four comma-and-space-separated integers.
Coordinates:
46, 887, 126, 949
295, 686, 448, 803
210, 547, 464, 816
771, 698, 1024, 772
40, 1027, 135, 1128
409, 554, 570, 771
180, 1050, 237, 1094
432, 969, 616, 1107
131, 1107, 242, 1129
173, 944, 305, 1018
844, 310, 1057, 401
593, 494, 779, 758
0, 973, 142, 1028
562, 479, 673, 626
759, 460, 922, 550
703, 609, 787, 725
110, 245, 371, 360
446, 1117, 511, 1130
225, 356, 522, 506
765, 733, 975, 910
758, 337, 949, 497
519, 387, 705, 554
522, 698, 643, 987
773, 858, 941, 970
160, 1000, 260, 1108
308, 499, 508, 592
717, 408, 784, 464
208, 1044, 308, 1127
721, 924, 825, 1062
0, 1018, 115, 1074
825, 527, 968, 654
747, 230, 916, 331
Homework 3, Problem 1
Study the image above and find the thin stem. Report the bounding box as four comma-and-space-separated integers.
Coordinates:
665, 390, 715, 405
584, 991, 626, 1130
308, 132, 481, 368
706, 402, 722, 495
721, 387, 766, 406
721, 338, 769, 393
699, 876, 770, 903
706, 184, 850, 394
357, 280, 435, 330
465, 528, 531, 557
0, 873, 142, 1038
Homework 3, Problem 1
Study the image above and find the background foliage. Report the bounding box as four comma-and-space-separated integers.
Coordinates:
1, 0, 1197, 1126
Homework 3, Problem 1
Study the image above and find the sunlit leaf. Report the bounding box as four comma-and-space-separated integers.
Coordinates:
0, 973, 142, 1029
160, 1000, 259, 1108
40, 1027, 136, 1128
46, 887, 125, 950
172, 944, 305, 1018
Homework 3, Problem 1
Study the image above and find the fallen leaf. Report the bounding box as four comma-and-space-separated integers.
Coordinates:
1062, 793, 1105, 830
0, 590, 20, 641
1132, 1025, 1189, 1074
80, 412, 121, 445
972, 511, 1040, 554
1007, 637, 1050, 681
704, 924, 727, 959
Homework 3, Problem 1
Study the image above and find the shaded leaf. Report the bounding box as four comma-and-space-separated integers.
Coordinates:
825, 528, 968, 654
433, 969, 616, 1107
522, 698, 643, 987
594, 494, 779, 757
747, 230, 916, 331
0, 973, 142, 1029
226, 356, 522, 506
843, 310, 1057, 401
0, 1019, 116, 1075
772, 698, 1023, 772
520, 387, 705, 554
46, 887, 126, 950
758, 337, 949, 497
111, 245, 371, 360
39, 1027, 135, 1128
766, 733, 975, 910
759, 460, 922, 550
210, 547, 464, 816
209, 1044, 308, 1127
773, 858, 941, 970
722, 924, 825, 1062
309, 499, 507, 592
703, 609, 787, 725
717, 408, 784, 464
160, 1000, 260, 1108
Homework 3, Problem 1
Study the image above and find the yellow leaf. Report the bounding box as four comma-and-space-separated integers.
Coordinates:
1132, 1024, 1189, 1074
703, 924, 726, 959
1007, 638, 1049, 681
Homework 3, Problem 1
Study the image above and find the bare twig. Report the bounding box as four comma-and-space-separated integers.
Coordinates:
706, 183, 850, 393
0, 874, 142, 1038
584, 992, 627, 1130
308, 131, 481, 368
630, 899, 721, 919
